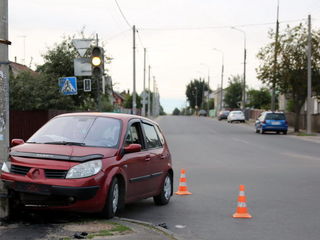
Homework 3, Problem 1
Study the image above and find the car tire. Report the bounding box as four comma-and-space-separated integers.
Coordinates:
283, 130, 287, 135
255, 129, 260, 133
153, 173, 172, 206
276, 131, 280, 134
101, 178, 120, 219
260, 130, 264, 134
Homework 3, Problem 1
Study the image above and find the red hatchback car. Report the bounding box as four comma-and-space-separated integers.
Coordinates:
1, 113, 173, 218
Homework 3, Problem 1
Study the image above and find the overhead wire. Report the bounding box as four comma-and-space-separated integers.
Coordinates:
114, 0, 132, 28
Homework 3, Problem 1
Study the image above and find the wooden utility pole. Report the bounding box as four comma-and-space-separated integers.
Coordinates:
0, 0, 9, 218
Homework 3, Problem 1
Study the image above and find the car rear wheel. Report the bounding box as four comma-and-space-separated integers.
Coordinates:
154, 174, 172, 205
283, 130, 287, 135
255, 129, 260, 133
102, 178, 120, 219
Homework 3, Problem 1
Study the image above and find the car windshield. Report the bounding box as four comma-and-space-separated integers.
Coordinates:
265, 113, 286, 120
27, 116, 121, 148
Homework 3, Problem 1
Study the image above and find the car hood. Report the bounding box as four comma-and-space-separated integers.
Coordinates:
9, 143, 118, 162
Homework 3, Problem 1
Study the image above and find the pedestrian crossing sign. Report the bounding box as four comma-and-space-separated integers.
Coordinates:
59, 77, 78, 95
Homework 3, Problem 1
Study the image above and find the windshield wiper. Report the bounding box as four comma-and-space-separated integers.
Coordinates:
43, 141, 86, 146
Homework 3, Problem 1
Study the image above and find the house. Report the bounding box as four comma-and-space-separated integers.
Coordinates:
9, 61, 37, 77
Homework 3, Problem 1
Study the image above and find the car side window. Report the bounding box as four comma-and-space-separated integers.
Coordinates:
142, 123, 162, 149
125, 122, 145, 148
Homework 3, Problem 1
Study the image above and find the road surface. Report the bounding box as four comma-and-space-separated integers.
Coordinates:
119, 116, 320, 240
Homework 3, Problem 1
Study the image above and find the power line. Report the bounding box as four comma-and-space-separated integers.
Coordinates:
139, 18, 306, 31
114, 0, 132, 28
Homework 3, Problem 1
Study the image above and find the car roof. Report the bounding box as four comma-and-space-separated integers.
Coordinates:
54, 112, 158, 125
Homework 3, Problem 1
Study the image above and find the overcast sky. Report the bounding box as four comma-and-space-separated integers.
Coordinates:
8, 0, 320, 113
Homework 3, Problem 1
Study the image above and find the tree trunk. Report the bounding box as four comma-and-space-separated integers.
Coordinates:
293, 100, 305, 132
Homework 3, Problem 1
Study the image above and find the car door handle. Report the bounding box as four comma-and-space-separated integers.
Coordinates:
145, 155, 151, 161
160, 155, 165, 159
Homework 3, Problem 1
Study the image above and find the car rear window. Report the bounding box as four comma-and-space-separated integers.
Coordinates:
265, 113, 286, 120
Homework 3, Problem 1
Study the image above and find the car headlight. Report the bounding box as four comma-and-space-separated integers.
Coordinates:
66, 160, 102, 179
1, 161, 11, 173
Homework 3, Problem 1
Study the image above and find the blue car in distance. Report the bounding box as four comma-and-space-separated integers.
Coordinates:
255, 112, 288, 134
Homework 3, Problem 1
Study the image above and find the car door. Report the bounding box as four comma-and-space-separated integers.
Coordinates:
141, 121, 167, 196
121, 120, 152, 200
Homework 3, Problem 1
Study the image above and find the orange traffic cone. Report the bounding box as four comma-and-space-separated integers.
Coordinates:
175, 169, 192, 195
233, 185, 252, 218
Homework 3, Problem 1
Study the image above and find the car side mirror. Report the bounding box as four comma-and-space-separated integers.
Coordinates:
11, 139, 25, 147
124, 144, 141, 153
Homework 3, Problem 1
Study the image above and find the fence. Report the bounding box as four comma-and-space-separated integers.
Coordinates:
10, 110, 69, 141
247, 109, 320, 132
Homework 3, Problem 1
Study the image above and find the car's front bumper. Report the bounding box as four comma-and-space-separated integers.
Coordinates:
3, 180, 99, 200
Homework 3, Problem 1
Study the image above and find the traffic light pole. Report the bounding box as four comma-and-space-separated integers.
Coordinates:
0, 0, 9, 218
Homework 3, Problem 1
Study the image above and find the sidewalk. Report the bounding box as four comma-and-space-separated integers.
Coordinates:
0, 214, 181, 240
244, 118, 320, 144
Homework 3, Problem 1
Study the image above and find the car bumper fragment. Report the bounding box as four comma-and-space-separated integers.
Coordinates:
3, 180, 99, 200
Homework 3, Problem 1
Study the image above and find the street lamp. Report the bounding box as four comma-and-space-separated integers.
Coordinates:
231, 26, 246, 110
212, 48, 224, 112
200, 63, 210, 113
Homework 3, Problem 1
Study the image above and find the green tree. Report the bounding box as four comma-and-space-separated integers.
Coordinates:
36, 35, 113, 111
247, 87, 272, 109
10, 71, 75, 110
185, 79, 210, 109
123, 94, 142, 109
223, 75, 243, 108
172, 108, 181, 115
257, 23, 320, 131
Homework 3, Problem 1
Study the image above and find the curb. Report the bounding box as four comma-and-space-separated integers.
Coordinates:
115, 217, 183, 240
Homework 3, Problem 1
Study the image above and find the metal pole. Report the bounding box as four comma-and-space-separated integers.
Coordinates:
307, 15, 312, 134
142, 48, 146, 117
132, 25, 136, 115
0, 0, 9, 218
207, 73, 210, 113
220, 59, 224, 111
148, 65, 151, 117
230, 27, 246, 110
153, 76, 156, 117
271, 0, 280, 111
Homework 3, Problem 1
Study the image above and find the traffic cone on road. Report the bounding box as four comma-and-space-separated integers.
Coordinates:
233, 185, 252, 218
175, 169, 192, 195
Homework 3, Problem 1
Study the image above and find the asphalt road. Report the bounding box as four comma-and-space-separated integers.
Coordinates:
119, 116, 320, 240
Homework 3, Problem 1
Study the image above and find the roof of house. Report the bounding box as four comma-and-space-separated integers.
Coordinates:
9, 62, 38, 77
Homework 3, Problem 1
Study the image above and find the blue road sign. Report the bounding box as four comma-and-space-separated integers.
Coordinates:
59, 77, 77, 95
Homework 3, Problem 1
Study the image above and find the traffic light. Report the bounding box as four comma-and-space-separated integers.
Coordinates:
91, 46, 104, 77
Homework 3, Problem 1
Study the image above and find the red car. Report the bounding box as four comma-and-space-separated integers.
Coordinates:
1, 113, 173, 218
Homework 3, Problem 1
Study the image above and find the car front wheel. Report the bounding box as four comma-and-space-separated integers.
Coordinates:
102, 178, 120, 219
154, 174, 172, 205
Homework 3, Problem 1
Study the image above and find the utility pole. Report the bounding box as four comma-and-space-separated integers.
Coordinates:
271, 0, 280, 111
307, 15, 312, 134
132, 25, 136, 115
142, 48, 146, 117
148, 65, 151, 117
153, 76, 156, 117
0, 0, 9, 218
220, 60, 224, 111
243, 46, 246, 110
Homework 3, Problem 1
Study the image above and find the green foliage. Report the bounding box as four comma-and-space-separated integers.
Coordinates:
185, 79, 210, 109
172, 108, 181, 115
247, 87, 271, 109
123, 94, 142, 109
10, 71, 75, 110
257, 23, 320, 131
159, 105, 166, 115
9, 34, 114, 111
223, 75, 243, 108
